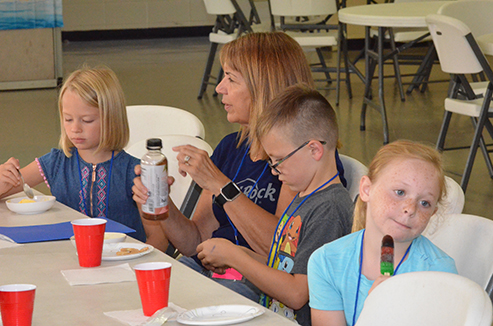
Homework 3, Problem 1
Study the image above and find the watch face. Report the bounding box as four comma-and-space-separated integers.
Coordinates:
223, 182, 240, 199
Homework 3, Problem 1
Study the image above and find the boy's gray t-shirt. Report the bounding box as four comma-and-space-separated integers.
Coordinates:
268, 182, 354, 326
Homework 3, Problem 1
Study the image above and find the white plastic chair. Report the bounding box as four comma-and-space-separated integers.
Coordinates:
339, 154, 368, 201
125, 105, 206, 150
426, 14, 493, 192
439, 176, 465, 214
197, 0, 254, 99
424, 176, 465, 235
126, 134, 213, 211
438, 1, 493, 40
438, 1, 493, 94
269, 0, 352, 105
422, 214, 493, 302
355, 271, 493, 326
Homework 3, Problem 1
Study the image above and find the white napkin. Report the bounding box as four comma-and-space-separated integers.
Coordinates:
0, 234, 22, 249
104, 302, 186, 326
61, 263, 136, 286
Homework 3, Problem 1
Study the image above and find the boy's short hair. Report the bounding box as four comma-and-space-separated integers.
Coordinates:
256, 84, 339, 151
58, 66, 129, 157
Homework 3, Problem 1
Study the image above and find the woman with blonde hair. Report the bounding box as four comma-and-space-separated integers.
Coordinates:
132, 32, 345, 301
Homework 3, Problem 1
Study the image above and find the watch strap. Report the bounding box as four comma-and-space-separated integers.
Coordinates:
214, 182, 241, 208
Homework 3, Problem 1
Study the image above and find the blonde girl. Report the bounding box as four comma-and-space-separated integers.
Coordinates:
307, 140, 457, 326
0, 66, 164, 250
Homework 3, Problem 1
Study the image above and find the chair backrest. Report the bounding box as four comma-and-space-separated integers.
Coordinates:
441, 176, 465, 214
426, 14, 484, 74
269, 0, 337, 17
203, 0, 236, 15
126, 134, 213, 210
424, 176, 465, 234
339, 154, 368, 201
355, 271, 493, 326
438, 1, 493, 38
423, 214, 493, 294
125, 105, 206, 150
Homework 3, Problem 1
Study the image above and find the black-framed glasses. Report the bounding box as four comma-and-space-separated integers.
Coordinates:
268, 140, 327, 174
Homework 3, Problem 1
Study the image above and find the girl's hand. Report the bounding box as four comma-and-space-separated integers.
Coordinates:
368, 274, 391, 295
0, 158, 21, 196
173, 145, 229, 195
132, 164, 175, 205
196, 238, 236, 272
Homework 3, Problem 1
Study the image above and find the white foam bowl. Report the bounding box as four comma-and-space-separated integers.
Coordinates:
6, 196, 56, 215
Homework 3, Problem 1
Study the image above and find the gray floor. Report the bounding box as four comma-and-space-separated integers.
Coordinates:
1, 36, 492, 220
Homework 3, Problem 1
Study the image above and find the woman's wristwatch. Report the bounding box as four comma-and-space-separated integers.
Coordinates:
214, 181, 241, 208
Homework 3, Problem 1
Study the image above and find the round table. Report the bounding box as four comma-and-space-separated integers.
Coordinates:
338, 1, 450, 143
338, 2, 450, 28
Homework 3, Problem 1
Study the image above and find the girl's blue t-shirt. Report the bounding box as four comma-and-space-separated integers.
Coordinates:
308, 230, 458, 325
37, 148, 146, 242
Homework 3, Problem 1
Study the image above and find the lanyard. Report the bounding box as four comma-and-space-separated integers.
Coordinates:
352, 229, 412, 326
75, 149, 114, 218
225, 143, 269, 245
266, 171, 340, 268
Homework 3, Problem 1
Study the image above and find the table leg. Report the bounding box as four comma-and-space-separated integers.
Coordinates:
361, 26, 389, 144
377, 27, 390, 144
406, 43, 436, 93
360, 26, 372, 132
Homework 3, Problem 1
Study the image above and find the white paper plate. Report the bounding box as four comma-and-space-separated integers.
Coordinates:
177, 305, 264, 325
6, 195, 56, 215
102, 243, 153, 261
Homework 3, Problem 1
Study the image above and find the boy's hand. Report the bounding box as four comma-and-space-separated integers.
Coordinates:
196, 238, 236, 272
368, 274, 391, 295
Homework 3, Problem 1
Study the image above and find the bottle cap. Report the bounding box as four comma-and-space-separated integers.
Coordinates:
146, 138, 162, 150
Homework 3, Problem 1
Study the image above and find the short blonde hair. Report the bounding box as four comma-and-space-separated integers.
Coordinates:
220, 32, 314, 159
352, 140, 447, 232
256, 84, 339, 151
58, 66, 129, 157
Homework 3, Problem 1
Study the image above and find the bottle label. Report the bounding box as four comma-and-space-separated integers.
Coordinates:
141, 164, 169, 215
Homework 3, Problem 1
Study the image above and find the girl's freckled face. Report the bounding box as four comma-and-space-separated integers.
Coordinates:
363, 158, 440, 243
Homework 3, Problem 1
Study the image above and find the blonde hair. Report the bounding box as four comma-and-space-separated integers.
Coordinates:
256, 84, 338, 151
220, 32, 314, 159
58, 66, 129, 157
352, 140, 447, 232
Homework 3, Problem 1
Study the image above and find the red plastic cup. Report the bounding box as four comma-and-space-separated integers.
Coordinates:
71, 218, 107, 267
134, 262, 172, 316
0, 284, 36, 326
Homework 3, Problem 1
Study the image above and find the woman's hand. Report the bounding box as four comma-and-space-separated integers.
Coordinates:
132, 164, 175, 205
173, 145, 230, 195
0, 158, 21, 197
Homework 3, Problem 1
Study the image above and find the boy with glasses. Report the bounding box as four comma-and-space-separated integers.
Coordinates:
196, 84, 353, 326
